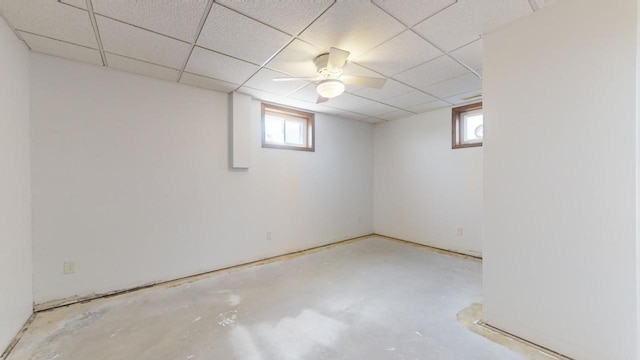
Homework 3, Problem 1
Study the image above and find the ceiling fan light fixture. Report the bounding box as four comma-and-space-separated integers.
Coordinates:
316, 79, 345, 99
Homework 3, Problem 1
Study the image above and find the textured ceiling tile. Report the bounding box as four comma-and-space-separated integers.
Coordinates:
372, 0, 455, 26
351, 79, 413, 102
393, 55, 469, 91
317, 106, 370, 121
61, 0, 87, 9
180, 73, 239, 93
412, 1, 480, 52
353, 31, 443, 76
244, 68, 309, 96
341, 62, 387, 92
323, 93, 377, 112
351, 101, 399, 117
92, 0, 208, 42
383, 90, 437, 109
288, 83, 322, 103
425, 72, 482, 98
185, 47, 259, 84
450, 39, 483, 73
18, 31, 102, 65
238, 87, 325, 113
444, 89, 483, 105
377, 109, 414, 121
97, 16, 190, 69
414, 0, 531, 52
216, 0, 333, 35
299, 1, 405, 58
535, 0, 560, 9
407, 100, 450, 114
0, 0, 97, 47
265, 39, 325, 78
237, 87, 283, 104
106, 53, 179, 82
197, 4, 292, 65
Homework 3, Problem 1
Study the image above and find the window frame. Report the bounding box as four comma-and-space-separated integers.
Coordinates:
452, 102, 483, 149
261, 103, 315, 152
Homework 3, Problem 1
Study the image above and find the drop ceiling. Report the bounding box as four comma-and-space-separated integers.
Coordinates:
0, 0, 556, 123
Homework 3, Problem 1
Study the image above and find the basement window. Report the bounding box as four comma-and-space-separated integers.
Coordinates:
452, 102, 483, 149
262, 103, 315, 152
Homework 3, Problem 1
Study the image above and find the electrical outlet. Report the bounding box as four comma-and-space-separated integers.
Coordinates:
63, 261, 75, 274
266, 231, 272, 240
456, 228, 464, 236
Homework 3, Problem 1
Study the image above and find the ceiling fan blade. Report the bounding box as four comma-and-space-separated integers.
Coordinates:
341, 75, 387, 89
327, 47, 350, 71
273, 77, 320, 82
316, 96, 329, 104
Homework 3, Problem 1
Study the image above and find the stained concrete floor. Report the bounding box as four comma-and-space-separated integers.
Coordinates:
7, 236, 530, 360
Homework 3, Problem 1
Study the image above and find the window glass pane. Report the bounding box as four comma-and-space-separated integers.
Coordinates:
285, 118, 305, 146
265, 115, 284, 144
462, 112, 483, 143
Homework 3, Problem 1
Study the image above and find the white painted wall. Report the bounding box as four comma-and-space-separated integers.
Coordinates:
483, 1, 638, 359
373, 108, 483, 256
0, 17, 32, 352
30, 54, 374, 306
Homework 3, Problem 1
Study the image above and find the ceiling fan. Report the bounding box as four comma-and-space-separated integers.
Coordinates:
273, 47, 387, 104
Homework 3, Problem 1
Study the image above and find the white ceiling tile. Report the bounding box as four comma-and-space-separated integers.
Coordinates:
323, 93, 377, 112
351, 79, 413, 103
265, 39, 325, 78
535, 0, 560, 9
61, 0, 87, 9
353, 30, 443, 76
413, 0, 531, 52
351, 101, 398, 117
185, 47, 259, 84
299, 1, 405, 58
0, 0, 97, 48
425, 73, 482, 98
407, 100, 450, 114
393, 55, 469, 91
18, 31, 102, 65
106, 53, 179, 82
180, 73, 239, 93
97, 16, 190, 69
288, 83, 322, 104
372, 0, 455, 26
320, 109, 372, 122
412, 1, 480, 52
444, 89, 483, 105
92, 0, 208, 42
197, 4, 292, 65
450, 39, 483, 73
216, 0, 333, 35
238, 87, 326, 114
244, 68, 309, 96
377, 110, 414, 121
383, 90, 437, 109
341, 62, 387, 92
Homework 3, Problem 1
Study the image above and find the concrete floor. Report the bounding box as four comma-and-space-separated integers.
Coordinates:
7, 237, 530, 360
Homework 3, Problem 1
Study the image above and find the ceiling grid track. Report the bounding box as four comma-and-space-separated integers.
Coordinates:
528, 0, 540, 11
0, 13, 30, 50
177, 0, 215, 82
233, 1, 337, 92
85, 0, 107, 66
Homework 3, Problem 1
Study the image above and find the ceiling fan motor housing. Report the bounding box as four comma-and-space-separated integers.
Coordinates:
314, 53, 342, 79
